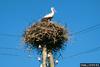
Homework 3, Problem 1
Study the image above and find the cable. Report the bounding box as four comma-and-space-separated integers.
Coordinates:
0, 33, 21, 37
0, 53, 34, 59
0, 53, 20, 56
0, 46, 100, 61
69, 23, 100, 36
64, 46, 100, 59
0, 24, 100, 59
0, 23, 100, 37
0, 47, 21, 51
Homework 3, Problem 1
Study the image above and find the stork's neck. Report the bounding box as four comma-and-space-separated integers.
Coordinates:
51, 9, 55, 14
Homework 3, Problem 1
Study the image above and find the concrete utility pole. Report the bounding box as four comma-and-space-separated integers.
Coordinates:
48, 51, 54, 67
42, 49, 54, 67
42, 46, 47, 67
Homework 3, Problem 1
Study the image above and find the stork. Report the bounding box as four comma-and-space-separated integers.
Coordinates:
41, 7, 56, 22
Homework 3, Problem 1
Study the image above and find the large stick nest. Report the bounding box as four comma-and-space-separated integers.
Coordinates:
23, 21, 68, 52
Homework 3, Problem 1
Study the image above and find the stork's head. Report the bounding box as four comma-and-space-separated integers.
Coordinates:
51, 7, 56, 13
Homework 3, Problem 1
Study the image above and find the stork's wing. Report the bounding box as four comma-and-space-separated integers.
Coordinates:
44, 13, 53, 18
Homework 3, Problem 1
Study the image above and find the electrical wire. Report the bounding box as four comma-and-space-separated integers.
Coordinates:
0, 24, 100, 60
0, 23, 100, 37
0, 53, 20, 56
0, 47, 21, 51
69, 23, 100, 36
0, 52, 35, 60
64, 46, 100, 59
0, 33, 21, 37
0, 46, 100, 60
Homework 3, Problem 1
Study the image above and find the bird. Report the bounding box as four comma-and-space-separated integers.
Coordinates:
41, 7, 56, 22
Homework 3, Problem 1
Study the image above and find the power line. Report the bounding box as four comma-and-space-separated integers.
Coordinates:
69, 23, 100, 36
0, 53, 34, 59
0, 53, 20, 56
0, 33, 21, 37
0, 46, 100, 60
0, 23, 100, 37
0, 24, 100, 60
64, 46, 100, 59
0, 47, 21, 51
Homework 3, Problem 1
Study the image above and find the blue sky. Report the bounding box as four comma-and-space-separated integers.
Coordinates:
0, 0, 100, 67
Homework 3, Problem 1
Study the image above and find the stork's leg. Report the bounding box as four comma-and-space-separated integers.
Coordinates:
49, 17, 53, 21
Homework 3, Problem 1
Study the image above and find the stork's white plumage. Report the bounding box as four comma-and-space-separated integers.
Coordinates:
41, 7, 56, 21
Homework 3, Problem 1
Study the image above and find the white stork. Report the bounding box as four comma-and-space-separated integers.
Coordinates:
41, 7, 56, 22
